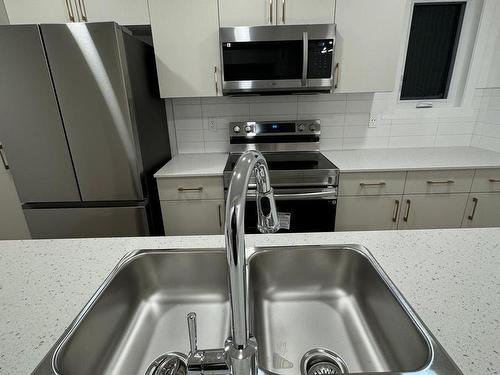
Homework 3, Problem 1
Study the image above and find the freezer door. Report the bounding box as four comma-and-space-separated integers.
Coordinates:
40, 23, 143, 201
24, 205, 149, 239
0, 25, 80, 203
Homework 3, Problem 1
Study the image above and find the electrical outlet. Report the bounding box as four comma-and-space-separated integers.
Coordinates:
368, 115, 377, 128
208, 117, 217, 132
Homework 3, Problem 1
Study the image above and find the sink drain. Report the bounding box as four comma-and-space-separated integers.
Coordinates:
145, 352, 188, 375
300, 348, 349, 375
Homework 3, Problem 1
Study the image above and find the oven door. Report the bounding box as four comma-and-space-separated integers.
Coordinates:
244, 188, 337, 233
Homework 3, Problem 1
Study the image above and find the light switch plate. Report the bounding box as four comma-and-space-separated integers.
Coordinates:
368, 114, 377, 128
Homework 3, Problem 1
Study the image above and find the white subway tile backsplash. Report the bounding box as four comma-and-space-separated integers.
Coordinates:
167, 87, 500, 153
298, 100, 346, 115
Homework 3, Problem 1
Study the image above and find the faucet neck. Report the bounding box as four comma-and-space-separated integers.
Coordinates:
224, 150, 279, 348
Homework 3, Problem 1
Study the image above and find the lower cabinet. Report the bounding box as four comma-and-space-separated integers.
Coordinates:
462, 192, 500, 228
161, 200, 224, 235
335, 195, 402, 231
398, 194, 469, 230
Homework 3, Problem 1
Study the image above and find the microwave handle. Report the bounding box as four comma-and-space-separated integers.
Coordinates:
302, 31, 308, 86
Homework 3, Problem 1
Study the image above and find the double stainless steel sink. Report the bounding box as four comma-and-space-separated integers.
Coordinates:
41, 245, 462, 375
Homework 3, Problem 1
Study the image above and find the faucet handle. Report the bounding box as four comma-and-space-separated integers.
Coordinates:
187, 312, 198, 354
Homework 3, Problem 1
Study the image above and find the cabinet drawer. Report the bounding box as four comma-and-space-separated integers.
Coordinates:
157, 177, 224, 201
404, 170, 474, 194
161, 200, 224, 235
470, 169, 500, 192
339, 171, 406, 196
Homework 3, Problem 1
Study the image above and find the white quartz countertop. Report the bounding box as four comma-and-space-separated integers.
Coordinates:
1, 229, 500, 374
154, 153, 229, 178
323, 146, 500, 172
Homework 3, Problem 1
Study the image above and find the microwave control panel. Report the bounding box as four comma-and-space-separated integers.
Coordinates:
307, 39, 334, 79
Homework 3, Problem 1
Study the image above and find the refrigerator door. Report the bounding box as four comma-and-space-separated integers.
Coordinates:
40, 23, 143, 202
23, 205, 149, 239
0, 25, 81, 203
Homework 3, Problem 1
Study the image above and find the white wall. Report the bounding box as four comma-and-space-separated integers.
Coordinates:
166, 92, 478, 154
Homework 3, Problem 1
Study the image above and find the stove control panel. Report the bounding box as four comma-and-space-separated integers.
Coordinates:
229, 120, 320, 137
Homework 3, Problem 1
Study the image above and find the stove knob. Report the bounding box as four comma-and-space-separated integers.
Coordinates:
233, 125, 241, 133
309, 124, 316, 132
244, 125, 252, 133
297, 124, 305, 132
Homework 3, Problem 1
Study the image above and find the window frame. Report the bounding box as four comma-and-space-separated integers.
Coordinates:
394, 0, 483, 109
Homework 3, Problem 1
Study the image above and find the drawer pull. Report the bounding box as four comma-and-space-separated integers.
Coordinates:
426, 179, 455, 184
468, 197, 478, 221
392, 199, 400, 222
359, 181, 386, 187
403, 199, 411, 222
178, 186, 203, 192
489, 178, 500, 183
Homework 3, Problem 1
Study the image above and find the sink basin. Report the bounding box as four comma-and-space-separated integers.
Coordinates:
52, 250, 230, 375
48, 246, 462, 375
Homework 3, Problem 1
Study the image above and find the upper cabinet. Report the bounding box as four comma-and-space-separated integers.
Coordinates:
79, 0, 150, 25
149, 0, 221, 98
219, 0, 334, 27
3, 0, 149, 24
3, 0, 74, 23
219, 0, 275, 27
334, 0, 406, 93
277, 0, 335, 25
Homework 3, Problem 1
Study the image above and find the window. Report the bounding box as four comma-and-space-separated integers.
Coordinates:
400, 2, 466, 100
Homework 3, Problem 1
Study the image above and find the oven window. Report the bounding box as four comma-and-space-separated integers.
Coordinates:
222, 41, 303, 81
245, 199, 336, 233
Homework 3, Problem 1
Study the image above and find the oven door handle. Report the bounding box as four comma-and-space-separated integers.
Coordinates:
247, 190, 337, 200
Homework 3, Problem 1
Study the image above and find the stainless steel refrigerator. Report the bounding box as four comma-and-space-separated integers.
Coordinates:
0, 22, 171, 238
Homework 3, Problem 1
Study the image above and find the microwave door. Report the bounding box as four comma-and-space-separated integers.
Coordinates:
222, 40, 304, 93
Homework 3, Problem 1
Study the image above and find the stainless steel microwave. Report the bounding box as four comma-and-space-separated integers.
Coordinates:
219, 24, 336, 95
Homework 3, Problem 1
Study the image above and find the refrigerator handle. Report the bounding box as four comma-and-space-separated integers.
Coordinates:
0, 144, 10, 170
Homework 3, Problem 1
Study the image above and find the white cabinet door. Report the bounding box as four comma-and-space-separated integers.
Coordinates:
219, 0, 275, 27
82, 0, 150, 25
398, 194, 469, 230
462, 193, 500, 228
334, 0, 406, 92
0, 163, 30, 240
4, 0, 74, 23
277, 0, 335, 25
161, 200, 224, 235
149, 0, 221, 98
336, 195, 402, 231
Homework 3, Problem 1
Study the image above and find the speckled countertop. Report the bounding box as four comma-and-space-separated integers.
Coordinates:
153, 147, 500, 178
323, 146, 500, 172
154, 153, 229, 178
1, 229, 499, 374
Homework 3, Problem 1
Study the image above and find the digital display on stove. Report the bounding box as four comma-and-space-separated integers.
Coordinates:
257, 123, 295, 133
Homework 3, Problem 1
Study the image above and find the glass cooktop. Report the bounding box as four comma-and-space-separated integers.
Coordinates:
224, 152, 337, 172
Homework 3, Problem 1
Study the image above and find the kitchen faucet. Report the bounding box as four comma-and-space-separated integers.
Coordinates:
185, 150, 279, 375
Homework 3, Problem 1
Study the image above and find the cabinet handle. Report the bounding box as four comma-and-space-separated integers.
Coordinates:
467, 197, 478, 221
489, 178, 500, 183
0, 144, 9, 170
392, 199, 400, 223
65, 0, 75, 22
334, 63, 340, 89
359, 181, 386, 187
403, 199, 411, 222
77, 0, 88, 21
178, 186, 203, 192
426, 179, 455, 184
218, 204, 222, 228
214, 66, 219, 94
269, 0, 273, 24
282, 0, 285, 23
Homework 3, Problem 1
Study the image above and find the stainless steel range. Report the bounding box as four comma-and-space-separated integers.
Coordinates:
223, 120, 339, 233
